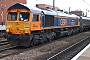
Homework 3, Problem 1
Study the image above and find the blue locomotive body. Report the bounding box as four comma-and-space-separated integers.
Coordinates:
41, 15, 79, 28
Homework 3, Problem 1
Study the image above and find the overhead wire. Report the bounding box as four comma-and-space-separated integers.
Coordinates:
82, 0, 90, 6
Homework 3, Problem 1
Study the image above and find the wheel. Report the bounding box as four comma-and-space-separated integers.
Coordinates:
30, 40, 35, 47
40, 33, 48, 44
48, 37, 52, 42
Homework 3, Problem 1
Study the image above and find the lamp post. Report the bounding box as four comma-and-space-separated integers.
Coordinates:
53, 0, 55, 10
86, 9, 87, 17
1, 8, 4, 26
86, 9, 89, 17
69, 7, 71, 13
0, 4, 6, 26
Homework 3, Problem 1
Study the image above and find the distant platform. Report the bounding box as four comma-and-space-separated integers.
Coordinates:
71, 43, 90, 60
0, 25, 6, 30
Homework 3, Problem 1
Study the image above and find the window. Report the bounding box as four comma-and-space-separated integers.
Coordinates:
19, 12, 30, 21
32, 14, 39, 21
8, 12, 17, 21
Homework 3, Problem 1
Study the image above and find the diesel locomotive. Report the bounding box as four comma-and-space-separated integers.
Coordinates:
4, 3, 90, 47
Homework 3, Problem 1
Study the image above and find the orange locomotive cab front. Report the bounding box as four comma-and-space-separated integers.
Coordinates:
6, 9, 31, 35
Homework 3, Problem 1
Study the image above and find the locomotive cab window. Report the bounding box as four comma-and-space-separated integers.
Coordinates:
7, 12, 17, 21
32, 14, 39, 21
19, 12, 30, 21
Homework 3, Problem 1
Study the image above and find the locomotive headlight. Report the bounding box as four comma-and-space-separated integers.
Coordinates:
6, 29, 9, 32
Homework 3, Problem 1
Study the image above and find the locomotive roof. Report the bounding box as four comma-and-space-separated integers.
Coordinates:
68, 14, 80, 19
41, 9, 58, 16
57, 12, 80, 19
8, 3, 80, 18
8, 3, 42, 14
8, 3, 57, 16
81, 16, 90, 20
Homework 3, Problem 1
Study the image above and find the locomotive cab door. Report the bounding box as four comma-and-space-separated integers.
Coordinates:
31, 14, 42, 31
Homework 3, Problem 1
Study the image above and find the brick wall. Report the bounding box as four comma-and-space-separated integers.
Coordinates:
0, 0, 26, 24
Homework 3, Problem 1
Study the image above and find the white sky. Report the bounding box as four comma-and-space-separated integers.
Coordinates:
27, 0, 90, 16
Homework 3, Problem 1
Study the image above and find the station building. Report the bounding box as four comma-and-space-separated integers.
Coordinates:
0, 0, 26, 24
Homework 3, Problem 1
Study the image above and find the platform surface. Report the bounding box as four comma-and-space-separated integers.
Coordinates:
76, 46, 90, 60
71, 43, 90, 60
76, 44, 90, 60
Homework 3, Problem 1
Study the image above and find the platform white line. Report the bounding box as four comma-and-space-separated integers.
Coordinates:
71, 43, 90, 60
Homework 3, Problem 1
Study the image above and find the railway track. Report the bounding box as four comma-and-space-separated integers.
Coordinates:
0, 31, 90, 60
0, 39, 19, 58
0, 46, 18, 58
47, 36, 90, 60
0, 40, 8, 46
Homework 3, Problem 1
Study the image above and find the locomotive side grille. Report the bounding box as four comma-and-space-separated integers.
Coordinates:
45, 15, 54, 27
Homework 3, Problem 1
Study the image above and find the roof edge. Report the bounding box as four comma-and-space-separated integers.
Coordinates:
8, 3, 30, 10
